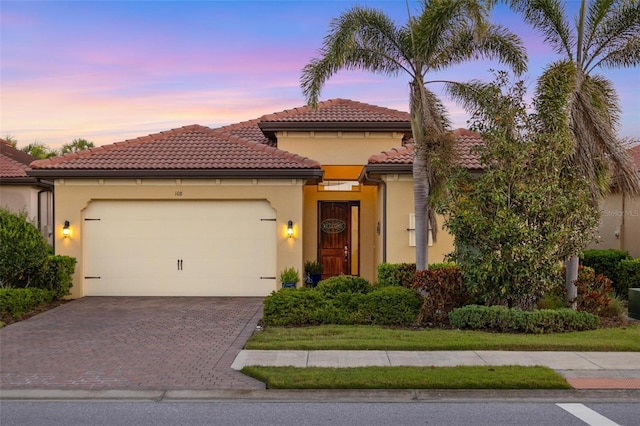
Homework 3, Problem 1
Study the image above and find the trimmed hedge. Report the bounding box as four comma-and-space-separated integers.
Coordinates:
263, 276, 421, 326
449, 305, 600, 333
618, 259, 640, 300
581, 249, 630, 294
376, 263, 416, 287
0, 288, 56, 318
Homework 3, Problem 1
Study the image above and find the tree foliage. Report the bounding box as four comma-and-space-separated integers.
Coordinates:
61, 138, 95, 154
440, 73, 598, 308
20, 142, 59, 159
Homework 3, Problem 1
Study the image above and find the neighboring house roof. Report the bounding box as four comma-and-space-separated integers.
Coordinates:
28, 125, 323, 179
365, 128, 483, 172
0, 139, 50, 186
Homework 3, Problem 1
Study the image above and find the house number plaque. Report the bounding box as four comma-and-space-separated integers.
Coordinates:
321, 218, 346, 234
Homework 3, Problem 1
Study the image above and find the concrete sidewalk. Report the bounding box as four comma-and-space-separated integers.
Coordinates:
232, 350, 640, 389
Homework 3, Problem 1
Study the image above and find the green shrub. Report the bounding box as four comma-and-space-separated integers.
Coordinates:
412, 266, 469, 325
317, 275, 372, 296
573, 266, 614, 317
32, 255, 76, 298
600, 296, 625, 319
262, 281, 420, 327
581, 249, 630, 294
0, 288, 55, 318
376, 263, 416, 287
0, 208, 51, 288
618, 259, 640, 300
428, 262, 457, 270
537, 293, 566, 310
361, 286, 422, 326
449, 305, 600, 333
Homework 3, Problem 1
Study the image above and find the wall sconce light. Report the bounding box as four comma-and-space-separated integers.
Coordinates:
287, 220, 294, 238
62, 220, 71, 238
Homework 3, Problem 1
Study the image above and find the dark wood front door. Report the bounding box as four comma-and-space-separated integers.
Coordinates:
318, 201, 352, 279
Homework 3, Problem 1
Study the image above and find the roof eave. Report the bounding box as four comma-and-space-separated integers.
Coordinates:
359, 163, 412, 184
26, 168, 324, 183
258, 121, 412, 140
0, 176, 53, 188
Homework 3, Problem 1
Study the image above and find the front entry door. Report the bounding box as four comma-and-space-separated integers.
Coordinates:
318, 201, 359, 279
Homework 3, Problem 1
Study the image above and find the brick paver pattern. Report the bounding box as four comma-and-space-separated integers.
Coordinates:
0, 297, 266, 390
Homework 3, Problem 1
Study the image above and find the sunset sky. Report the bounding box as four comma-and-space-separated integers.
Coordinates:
1, 0, 639, 149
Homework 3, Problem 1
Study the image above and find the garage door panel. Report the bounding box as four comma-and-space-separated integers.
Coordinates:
83, 200, 276, 296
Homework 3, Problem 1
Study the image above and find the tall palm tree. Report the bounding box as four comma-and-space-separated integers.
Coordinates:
301, 0, 527, 270
507, 0, 640, 302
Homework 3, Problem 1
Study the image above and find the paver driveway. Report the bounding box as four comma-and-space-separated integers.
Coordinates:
0, 297, 265, 390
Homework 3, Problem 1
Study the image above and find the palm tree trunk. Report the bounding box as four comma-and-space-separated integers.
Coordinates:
413, 144, 430, 271
409, 80, 430, 271
565, 256, 579, 309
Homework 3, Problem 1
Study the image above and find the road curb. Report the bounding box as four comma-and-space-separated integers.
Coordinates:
2, 388, 639, 402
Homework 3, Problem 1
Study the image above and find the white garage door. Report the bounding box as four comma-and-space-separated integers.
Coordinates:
83, 200, 277, 296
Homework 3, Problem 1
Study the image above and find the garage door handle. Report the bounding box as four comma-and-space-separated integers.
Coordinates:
177, 259, 183, 270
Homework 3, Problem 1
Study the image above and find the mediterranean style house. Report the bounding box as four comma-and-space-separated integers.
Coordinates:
0, 139, 53, 244
26, 99, 482, 298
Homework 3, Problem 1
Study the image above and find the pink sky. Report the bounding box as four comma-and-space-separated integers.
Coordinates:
1, 1, 638, 149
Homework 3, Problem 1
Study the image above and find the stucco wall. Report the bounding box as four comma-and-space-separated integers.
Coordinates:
277, 131, 405, 165
383, 174, 455, 266
0, 185, 39, 221
590, 192, 640, 257
53, 178, 306, 298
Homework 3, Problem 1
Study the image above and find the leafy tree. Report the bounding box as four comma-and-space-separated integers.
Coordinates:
301, 0, 527, 270
61, 138, 95, 154
20, 142, 59, 159
441, 72, 598, 308
504, 0, 640, 302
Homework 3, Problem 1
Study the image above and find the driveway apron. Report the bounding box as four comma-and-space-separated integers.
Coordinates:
0, 297, 265, 390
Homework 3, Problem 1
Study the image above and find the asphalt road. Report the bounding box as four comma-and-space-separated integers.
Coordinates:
1, 401, 639, 426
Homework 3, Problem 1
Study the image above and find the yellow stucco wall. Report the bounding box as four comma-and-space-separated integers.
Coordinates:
383, 174, 455, 266
277, 131, 406, 165
589, 192, 640, 258
53, 178, 306, 298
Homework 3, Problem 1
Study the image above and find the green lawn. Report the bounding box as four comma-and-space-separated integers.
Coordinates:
241, 365, 571, 389
246, 324, 640, 351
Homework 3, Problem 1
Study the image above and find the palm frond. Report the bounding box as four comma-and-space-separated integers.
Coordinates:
583, 0, 640, 71
430, 23, 527, 74
506, 0, 574, 58
300, 6, 407, 107
411, 0, 489, 66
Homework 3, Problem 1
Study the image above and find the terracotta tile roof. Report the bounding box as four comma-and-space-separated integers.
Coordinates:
367, 129, 483, 170
1, 140, 37, 178
29, 125, 321, 173
216, 118, 275, 147
259, 98, 410, 123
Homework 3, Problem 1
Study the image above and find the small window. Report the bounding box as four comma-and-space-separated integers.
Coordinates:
408, 214, 433, 247
318, 181, 360, 192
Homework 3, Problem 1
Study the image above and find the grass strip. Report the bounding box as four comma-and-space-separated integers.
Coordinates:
241, 365, 571, 389
246, 324, 640, 351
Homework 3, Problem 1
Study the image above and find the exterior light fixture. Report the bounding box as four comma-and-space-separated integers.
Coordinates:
62, 220, 71, 238
287, 220, 294, 238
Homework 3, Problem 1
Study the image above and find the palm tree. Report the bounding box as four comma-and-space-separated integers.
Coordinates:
507, 0, 640, 302
20, 142, 59, 159
301, 0, 527, 270
61, 138, 95, 154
